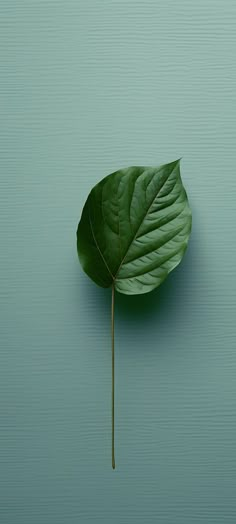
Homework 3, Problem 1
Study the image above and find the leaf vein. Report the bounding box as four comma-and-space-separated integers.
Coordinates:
115, 162, 179, 279
88, 203, 114, 281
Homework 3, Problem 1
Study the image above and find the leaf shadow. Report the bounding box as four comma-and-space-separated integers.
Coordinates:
115, 234, 200, 363
80, 231, 196, 323
115, 243, 193, 323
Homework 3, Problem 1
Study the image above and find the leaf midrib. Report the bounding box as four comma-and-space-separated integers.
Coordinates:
114, 162, 179, 280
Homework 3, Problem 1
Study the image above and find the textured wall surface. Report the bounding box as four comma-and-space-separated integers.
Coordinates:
1, 1, 236, 523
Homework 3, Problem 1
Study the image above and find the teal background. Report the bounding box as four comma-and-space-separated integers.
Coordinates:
1, 1, 236, 522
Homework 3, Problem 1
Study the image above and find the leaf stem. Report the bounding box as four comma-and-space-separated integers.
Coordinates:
111, 282, 115, 469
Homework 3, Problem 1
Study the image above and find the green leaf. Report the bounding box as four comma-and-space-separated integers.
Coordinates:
77, 159, 192, 295
76, 159, 192, 468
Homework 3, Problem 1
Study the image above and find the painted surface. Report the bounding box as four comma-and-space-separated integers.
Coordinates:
1, 1, 236, 522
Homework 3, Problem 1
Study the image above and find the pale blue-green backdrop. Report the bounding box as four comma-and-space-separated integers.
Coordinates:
1, 1, 236, 523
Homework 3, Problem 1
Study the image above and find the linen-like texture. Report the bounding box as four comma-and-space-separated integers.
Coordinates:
1, 1, 236, 523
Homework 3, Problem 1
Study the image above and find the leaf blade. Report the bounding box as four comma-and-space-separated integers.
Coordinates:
77, 160, 192, 295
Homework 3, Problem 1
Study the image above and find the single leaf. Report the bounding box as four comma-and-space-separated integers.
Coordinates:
76, 159, 192, 469
77, 159, 192, 295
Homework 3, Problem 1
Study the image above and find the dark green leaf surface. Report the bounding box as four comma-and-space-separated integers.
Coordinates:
77, 160, 192, 295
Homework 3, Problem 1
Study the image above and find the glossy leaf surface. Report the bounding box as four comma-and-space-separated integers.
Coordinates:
77, 160, 192, 295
